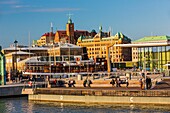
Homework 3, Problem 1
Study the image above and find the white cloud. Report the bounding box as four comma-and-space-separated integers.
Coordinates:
0, 7, 80, 14
13, 5, 31, 8
30, 8, 80, 12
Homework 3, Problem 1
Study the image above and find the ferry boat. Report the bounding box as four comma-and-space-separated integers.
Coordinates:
22, 56, 107, 78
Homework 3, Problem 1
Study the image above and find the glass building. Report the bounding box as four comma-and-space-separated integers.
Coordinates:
137, 46, 170, 71
132, 35, 170, 72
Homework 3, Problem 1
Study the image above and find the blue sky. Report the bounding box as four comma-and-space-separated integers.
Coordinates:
0, 0, 170, 48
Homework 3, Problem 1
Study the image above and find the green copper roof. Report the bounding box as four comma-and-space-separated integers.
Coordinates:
78, 36, 84, 41
115, 32, 124, 38
91, 29, 96, 33
67, 17, 72, 24
133, 35, 170, 43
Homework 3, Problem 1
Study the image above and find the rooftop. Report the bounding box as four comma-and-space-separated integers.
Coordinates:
3, 42, 82, 52
5, 51, 34, 56
133, 35, 170, 43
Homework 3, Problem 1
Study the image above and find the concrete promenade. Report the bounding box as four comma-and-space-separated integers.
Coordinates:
29, 86, 170, 105
28, 77, 170, 105
1, 75, 170, 105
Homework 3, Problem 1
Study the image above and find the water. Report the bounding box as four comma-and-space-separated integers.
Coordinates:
0, 97, 170, 113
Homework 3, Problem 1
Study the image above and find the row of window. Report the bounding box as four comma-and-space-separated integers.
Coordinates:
133, 57, 138, 59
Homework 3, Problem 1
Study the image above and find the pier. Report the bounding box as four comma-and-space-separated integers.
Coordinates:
29, 87, 170, 105
28, 77, 170, 105
1, 75, 170, 105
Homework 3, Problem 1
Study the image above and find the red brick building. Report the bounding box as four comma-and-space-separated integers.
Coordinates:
54, 17, 95, 44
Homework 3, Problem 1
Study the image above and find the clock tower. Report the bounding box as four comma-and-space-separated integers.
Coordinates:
66, 17, 74, 44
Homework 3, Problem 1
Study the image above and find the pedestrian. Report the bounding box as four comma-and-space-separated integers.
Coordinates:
68, 80, 72, 87
162, 72, 165, 77
126, 78, 129, 87
83, 79, 87, 87
72, 79, 76, 87
139, 78, 143, 89
115, 77, 119, 87
110, 79, 115, 87
148, 77, 152, 89
146, 77, 149, 89
54, 79, 57, 84
118, 78, 121, 87
87, 79, 92, 87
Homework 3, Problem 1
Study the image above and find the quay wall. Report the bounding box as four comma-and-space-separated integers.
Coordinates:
29, 94, 170, 105
29, 88, 170, 105
0, 86, 24, 97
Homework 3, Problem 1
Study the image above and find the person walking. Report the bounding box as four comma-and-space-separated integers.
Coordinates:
139, 78, 143, 89
115, 77, 119, 87
83, 79, 87, 87
110, 79, 115, 87
126, 78, 129, 87
118, 78, 121, 87
72, 79, 76, 87
87, 79, 92, 87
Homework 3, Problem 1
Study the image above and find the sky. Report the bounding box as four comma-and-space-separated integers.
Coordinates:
0, 0, 170, 48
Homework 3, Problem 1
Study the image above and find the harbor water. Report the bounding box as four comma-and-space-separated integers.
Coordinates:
0, 97, 170, 113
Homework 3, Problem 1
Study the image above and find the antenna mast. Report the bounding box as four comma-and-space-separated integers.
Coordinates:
50, 22, 53, 33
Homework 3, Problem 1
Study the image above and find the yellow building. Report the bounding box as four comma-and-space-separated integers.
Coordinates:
5, 51, 34, 72
77, 27, 132, 68
36, 32, 55, 46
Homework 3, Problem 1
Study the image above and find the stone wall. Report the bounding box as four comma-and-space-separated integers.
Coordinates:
0, 86, 23, 97
29, 94, 170, 105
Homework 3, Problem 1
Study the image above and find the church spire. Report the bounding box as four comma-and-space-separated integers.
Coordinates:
67, 13, 73, 24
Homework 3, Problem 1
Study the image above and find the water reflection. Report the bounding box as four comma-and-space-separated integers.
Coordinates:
0, 97, 170, 113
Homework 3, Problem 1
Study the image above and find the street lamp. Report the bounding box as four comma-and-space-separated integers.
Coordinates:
143, 57, 147, 90
14, 40, 18, 82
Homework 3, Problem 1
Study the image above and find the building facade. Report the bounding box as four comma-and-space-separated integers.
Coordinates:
3, 43, 92, 76
77, 28, 132, 69
36, 32, 55, 46
132, 35, 170, 71
35, 17, 94, 46
54, 17, 92, 45
5, 51, 34, 74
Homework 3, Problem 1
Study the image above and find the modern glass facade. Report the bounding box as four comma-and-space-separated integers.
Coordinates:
138, 46, 170, 71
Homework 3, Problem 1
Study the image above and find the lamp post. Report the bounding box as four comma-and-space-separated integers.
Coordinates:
14, 40, 18, 82
143, 57, 147, 90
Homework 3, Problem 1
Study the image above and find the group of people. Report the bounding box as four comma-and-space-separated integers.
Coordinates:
68, 79, 76, 87
139, 77, 152, 90
83, 79, 92, 87
110, 78, 129, 87
67, 78, 93, 87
